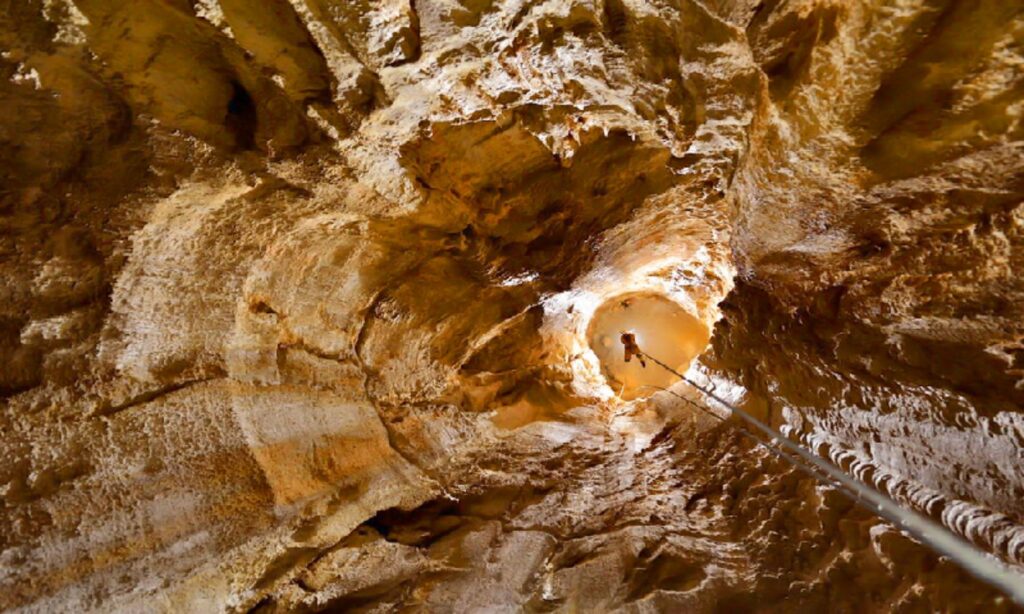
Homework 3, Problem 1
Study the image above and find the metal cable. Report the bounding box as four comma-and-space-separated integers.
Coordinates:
635, 350, 1024, 606
636, 383, 864, 505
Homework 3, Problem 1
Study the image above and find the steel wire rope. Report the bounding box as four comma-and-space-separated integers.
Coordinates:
629, 348, 1024, 606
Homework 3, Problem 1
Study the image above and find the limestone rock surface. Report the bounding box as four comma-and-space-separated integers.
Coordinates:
1, 0, 1022, 611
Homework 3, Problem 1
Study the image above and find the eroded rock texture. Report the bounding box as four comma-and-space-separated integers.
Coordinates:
1, 0, 1022, 611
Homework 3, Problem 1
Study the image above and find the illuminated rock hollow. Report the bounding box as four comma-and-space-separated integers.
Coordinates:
588, 293, 710, 399
1, 0, 1022, 611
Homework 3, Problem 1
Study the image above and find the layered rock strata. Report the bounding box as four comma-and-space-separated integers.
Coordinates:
1, 0, 1022, 611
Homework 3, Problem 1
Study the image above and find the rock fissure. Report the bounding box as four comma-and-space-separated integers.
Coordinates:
94, 375, 226, 418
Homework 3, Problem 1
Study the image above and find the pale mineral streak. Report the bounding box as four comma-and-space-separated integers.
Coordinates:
1, 0, 1022, 611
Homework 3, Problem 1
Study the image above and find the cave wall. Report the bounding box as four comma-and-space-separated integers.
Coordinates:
710, 0, 1024, 557
1, 0, 1022, 611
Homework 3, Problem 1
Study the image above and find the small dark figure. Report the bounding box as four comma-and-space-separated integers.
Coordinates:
620, 332, 646, 368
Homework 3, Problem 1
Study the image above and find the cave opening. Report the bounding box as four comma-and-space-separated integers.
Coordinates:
587, 292, 710, 400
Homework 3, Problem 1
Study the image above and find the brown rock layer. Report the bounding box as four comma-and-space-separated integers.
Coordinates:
0, 0, 1021, 611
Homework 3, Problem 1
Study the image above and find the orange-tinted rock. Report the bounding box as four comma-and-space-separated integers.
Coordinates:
1, 1, 1021, 611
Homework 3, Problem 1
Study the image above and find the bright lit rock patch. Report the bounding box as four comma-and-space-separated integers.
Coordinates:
588, 292, 708, 399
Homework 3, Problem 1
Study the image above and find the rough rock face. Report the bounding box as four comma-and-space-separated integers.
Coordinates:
1, 0, 1022, 611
